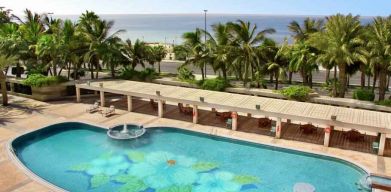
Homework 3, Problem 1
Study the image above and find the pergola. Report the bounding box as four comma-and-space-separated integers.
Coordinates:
75, 80, 391, 155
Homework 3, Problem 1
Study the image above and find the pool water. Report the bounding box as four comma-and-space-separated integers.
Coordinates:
13, 122, 368, 192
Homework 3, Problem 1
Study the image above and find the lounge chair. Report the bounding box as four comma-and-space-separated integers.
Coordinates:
178, 103, 192, 115
270, 124, 276, 135
226, 118, 232, 129
102, 105, 115, 117
150, 99, 158, 109
87, 102, 100, 113
344, 129, 365, 142
216, 111, 232, 122
372, 142, 379, 153
258, 118, 272, 128
299, 124, 317, 134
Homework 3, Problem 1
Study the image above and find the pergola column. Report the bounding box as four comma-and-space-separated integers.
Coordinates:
192, 105, 198, 124
378, 133, 387, 156
76, 87, 81, 102
100, 91, 105, 107
324, 127, 332, 147
158, 100, 164, 118
232, 112, 238, 131
276, 117, 282, 138
127, 95, 132, 112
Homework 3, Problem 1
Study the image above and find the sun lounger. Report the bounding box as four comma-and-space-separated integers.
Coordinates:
102, 105, 115, 117
178, 103, 192, 115
299, 124, 317, 134
86, 102, 100, 113
344, 129, 365, 142
215, 111, 231, 122
226, 118, 232, 129
258, 118, 272, 128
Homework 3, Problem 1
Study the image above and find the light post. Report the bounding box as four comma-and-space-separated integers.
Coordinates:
203, 9, 208, 79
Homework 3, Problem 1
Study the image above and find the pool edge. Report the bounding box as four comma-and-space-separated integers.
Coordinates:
7, 120, 379, 191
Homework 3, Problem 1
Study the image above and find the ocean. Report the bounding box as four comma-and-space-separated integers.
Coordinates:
56, 14, 373, 44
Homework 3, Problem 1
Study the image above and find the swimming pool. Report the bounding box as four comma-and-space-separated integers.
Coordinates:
11, 122, 369, 192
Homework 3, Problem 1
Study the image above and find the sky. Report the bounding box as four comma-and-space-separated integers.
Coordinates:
1, 0, 391, 16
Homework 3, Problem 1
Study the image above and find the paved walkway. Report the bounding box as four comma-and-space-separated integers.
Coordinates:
1, 95, 391, 191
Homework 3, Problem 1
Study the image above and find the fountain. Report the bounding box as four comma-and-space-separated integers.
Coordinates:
107, 123, 146, 140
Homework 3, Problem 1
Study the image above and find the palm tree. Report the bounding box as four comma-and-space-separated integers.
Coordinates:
227, 20, 275, 86
78, 11, 123, 79
361, 17, 391, 101
285, 41, 318, 88
310, 14, 363, 98
182, 28, 208, 80
204, 23, 233, 80
0, 55, 16, 106
154, 45, 167, 73
122, 39, 147, 70
288, 18, 323, 42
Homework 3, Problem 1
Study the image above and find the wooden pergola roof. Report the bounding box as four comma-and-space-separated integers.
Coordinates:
76, 80, 391, 134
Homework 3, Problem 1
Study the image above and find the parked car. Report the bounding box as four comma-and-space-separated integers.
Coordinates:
5, 66, 28, 78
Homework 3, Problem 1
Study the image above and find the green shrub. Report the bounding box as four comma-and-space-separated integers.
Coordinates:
352, 88, 375, 101
279, 85, 313, 101
177, 67, 195, 81
322, 78, 341, 97
23, 74, 67, 87
139, 68, 157, 81
376, 99, 391, 107
120, 68, 157, 81
200, 78, 229, 91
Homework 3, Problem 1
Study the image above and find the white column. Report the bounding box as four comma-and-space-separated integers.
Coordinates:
276, 117, 282, 138
232, 112, 238, 131
76, 87, 81, 102
192, 105, 198, 124
158, 100, 164, 118
100, 91, 105, 107
127, 95, 132, 112
324, 127, 332, 147
378, 133, 387, 156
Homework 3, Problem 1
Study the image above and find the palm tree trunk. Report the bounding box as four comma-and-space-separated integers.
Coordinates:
309, 73, 313, 88
386, 74, 390, 91
158, 62, 161, 73
333, 65, 337, 97
288, 71, 293, 84
200, 67, 204, 81
111, 63, 115, 78
222, 65, 227, 80
360, 64, 365, 88
378, 69, 387, 101
338, 64, 347, 98
0, 72, 8, 106
275, 71, 279, 90
269, 73, 273, 83
325, 68, 330, 82
372, 72, 377, 93
367, 74, 371, 89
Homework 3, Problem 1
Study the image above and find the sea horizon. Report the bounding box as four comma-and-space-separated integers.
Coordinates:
50, 14, 374, 44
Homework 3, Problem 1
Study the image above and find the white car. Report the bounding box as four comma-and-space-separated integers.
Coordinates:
5, 66, 28, 78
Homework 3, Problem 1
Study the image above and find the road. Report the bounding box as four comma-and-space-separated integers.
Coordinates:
155, 61, 385, 87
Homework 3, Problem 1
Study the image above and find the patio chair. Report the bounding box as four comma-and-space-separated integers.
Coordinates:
87, 102, 100, 113
270, 125, 276, 135
150, 99, 158, 109
372, 142, 379, 153
344, 129, 365, 142
226, 118, 232, 129
102, 105, 115, 117
299, 124, 317, 134
178, 103, 192, 115
258, 118, 272, 128
218, 112, 232, 122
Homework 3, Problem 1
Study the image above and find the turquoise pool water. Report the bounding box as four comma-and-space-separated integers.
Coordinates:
13, 122, 368, 192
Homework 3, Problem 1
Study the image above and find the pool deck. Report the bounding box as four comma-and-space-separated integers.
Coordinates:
1, 95, 391, 192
